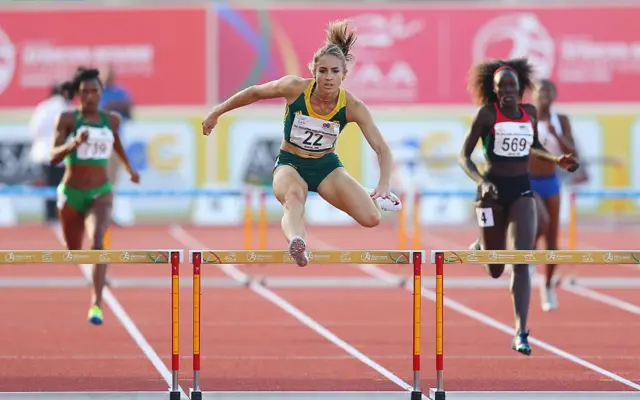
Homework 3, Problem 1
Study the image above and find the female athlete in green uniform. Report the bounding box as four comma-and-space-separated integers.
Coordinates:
202, 20, 401, 267
50, 67, 139, 325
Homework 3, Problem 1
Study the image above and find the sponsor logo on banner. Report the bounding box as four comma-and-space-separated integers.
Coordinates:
452, 6, 640, 103
117, 121, 196, 214
339, 13, 424, 102
215, 4, 640, 104
0, 7, 206, 106
214, 6, 436, 105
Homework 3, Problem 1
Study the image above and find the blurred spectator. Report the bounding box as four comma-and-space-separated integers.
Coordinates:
99, 65, 133, 225
28, 81, 73, 223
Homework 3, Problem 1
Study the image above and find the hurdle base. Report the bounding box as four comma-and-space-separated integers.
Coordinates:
410, 390, 423, 400
169, 390, 181, 400
428, 388, 446, 400
190, 388, 202, 400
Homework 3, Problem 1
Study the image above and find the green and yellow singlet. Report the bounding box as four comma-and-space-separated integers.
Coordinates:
282, 80, 348, 158
64, 110, 115, 167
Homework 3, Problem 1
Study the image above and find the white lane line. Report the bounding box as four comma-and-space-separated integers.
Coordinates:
168, 225, 423, 396
309, 233, 640, 391
51, 225, 189, 399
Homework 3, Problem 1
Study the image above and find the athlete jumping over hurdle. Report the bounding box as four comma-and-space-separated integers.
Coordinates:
50, 67, 140, 325
460, 58, 579, 355
202, 20, 401, 267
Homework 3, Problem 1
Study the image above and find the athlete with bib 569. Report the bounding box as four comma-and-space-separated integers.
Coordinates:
202, 20, 402, 267
460, 59, 579, 356
50, 67, 140, 325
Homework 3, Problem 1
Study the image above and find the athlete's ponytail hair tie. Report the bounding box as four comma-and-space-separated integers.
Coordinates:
493, 65, 517, 77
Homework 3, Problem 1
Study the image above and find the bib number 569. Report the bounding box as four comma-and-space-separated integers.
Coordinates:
501, 137, 528, 152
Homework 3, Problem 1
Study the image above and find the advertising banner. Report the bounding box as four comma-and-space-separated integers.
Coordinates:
214, 4, 640, 105
444, 6, 640, 104
214, 5, 437, 106
0, 7, 206, 107
117, 120, 197, 217
361, 119, 474, 224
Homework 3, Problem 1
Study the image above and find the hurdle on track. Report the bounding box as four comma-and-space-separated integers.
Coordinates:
429, 249, 640, 400
189, 249, 426, 400
0, 249, 184, 400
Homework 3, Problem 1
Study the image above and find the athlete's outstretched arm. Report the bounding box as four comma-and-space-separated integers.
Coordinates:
347, 95, 393, 194
459, 106, 491, 185
108, 113, 139, 183
203, 75, 307, 135
525, 104, 560, 163
50, 112, 81, 165
213, 75, 304, 115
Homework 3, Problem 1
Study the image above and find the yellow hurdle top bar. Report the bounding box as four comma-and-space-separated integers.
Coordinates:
190, 250, 426, 264
0, 250, 184, 264
430, 250, 640, 265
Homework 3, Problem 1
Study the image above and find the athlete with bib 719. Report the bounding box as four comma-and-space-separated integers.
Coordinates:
460, 58, 579, 356
202, 20, 402, 267
50, 67, 140, 326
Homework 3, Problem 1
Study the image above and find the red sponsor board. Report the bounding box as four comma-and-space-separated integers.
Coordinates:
215, 4, 640, 105
445, 6, 640, 104
0, 7, 206, 107
215, 6, 439, 105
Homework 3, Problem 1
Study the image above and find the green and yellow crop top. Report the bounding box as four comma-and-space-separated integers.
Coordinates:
64, 110, 115, 166
282, 80, 348, 158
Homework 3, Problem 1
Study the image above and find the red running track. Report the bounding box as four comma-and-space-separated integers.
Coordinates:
0, 223, 639, 393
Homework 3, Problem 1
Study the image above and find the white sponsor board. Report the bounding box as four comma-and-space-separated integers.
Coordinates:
362, 120, 473, 224
115, 120, 197, 220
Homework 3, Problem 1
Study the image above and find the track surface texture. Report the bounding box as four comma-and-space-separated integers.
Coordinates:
1, 220, 640, 399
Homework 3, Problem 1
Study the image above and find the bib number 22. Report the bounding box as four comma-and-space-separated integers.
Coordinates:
302, 131, 323, 147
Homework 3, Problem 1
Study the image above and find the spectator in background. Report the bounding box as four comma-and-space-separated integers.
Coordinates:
99, 65, 133, 225
28, 81, 74, 223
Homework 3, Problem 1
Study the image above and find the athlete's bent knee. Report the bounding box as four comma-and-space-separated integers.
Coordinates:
283, 188, 306, 210
357, 209, 381, 228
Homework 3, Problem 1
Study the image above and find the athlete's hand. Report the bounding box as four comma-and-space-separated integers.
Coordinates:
557, 153, 579, 173
370, 184, 390, 200
202, 111, 219, 136
75, 129, 89, 145
480, 181, 498, 201
129, 170, 141, 184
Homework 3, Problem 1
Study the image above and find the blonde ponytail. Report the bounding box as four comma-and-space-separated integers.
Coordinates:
308, 19, 357, 75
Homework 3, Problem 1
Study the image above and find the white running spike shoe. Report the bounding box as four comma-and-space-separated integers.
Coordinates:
540, 281, 559, 312
288, 236, 309, 268
370, 190, 402, 212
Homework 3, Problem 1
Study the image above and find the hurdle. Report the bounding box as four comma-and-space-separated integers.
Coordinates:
429, 249, 640, 400
0, 249, 184, 400
188, 249, 426, 400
